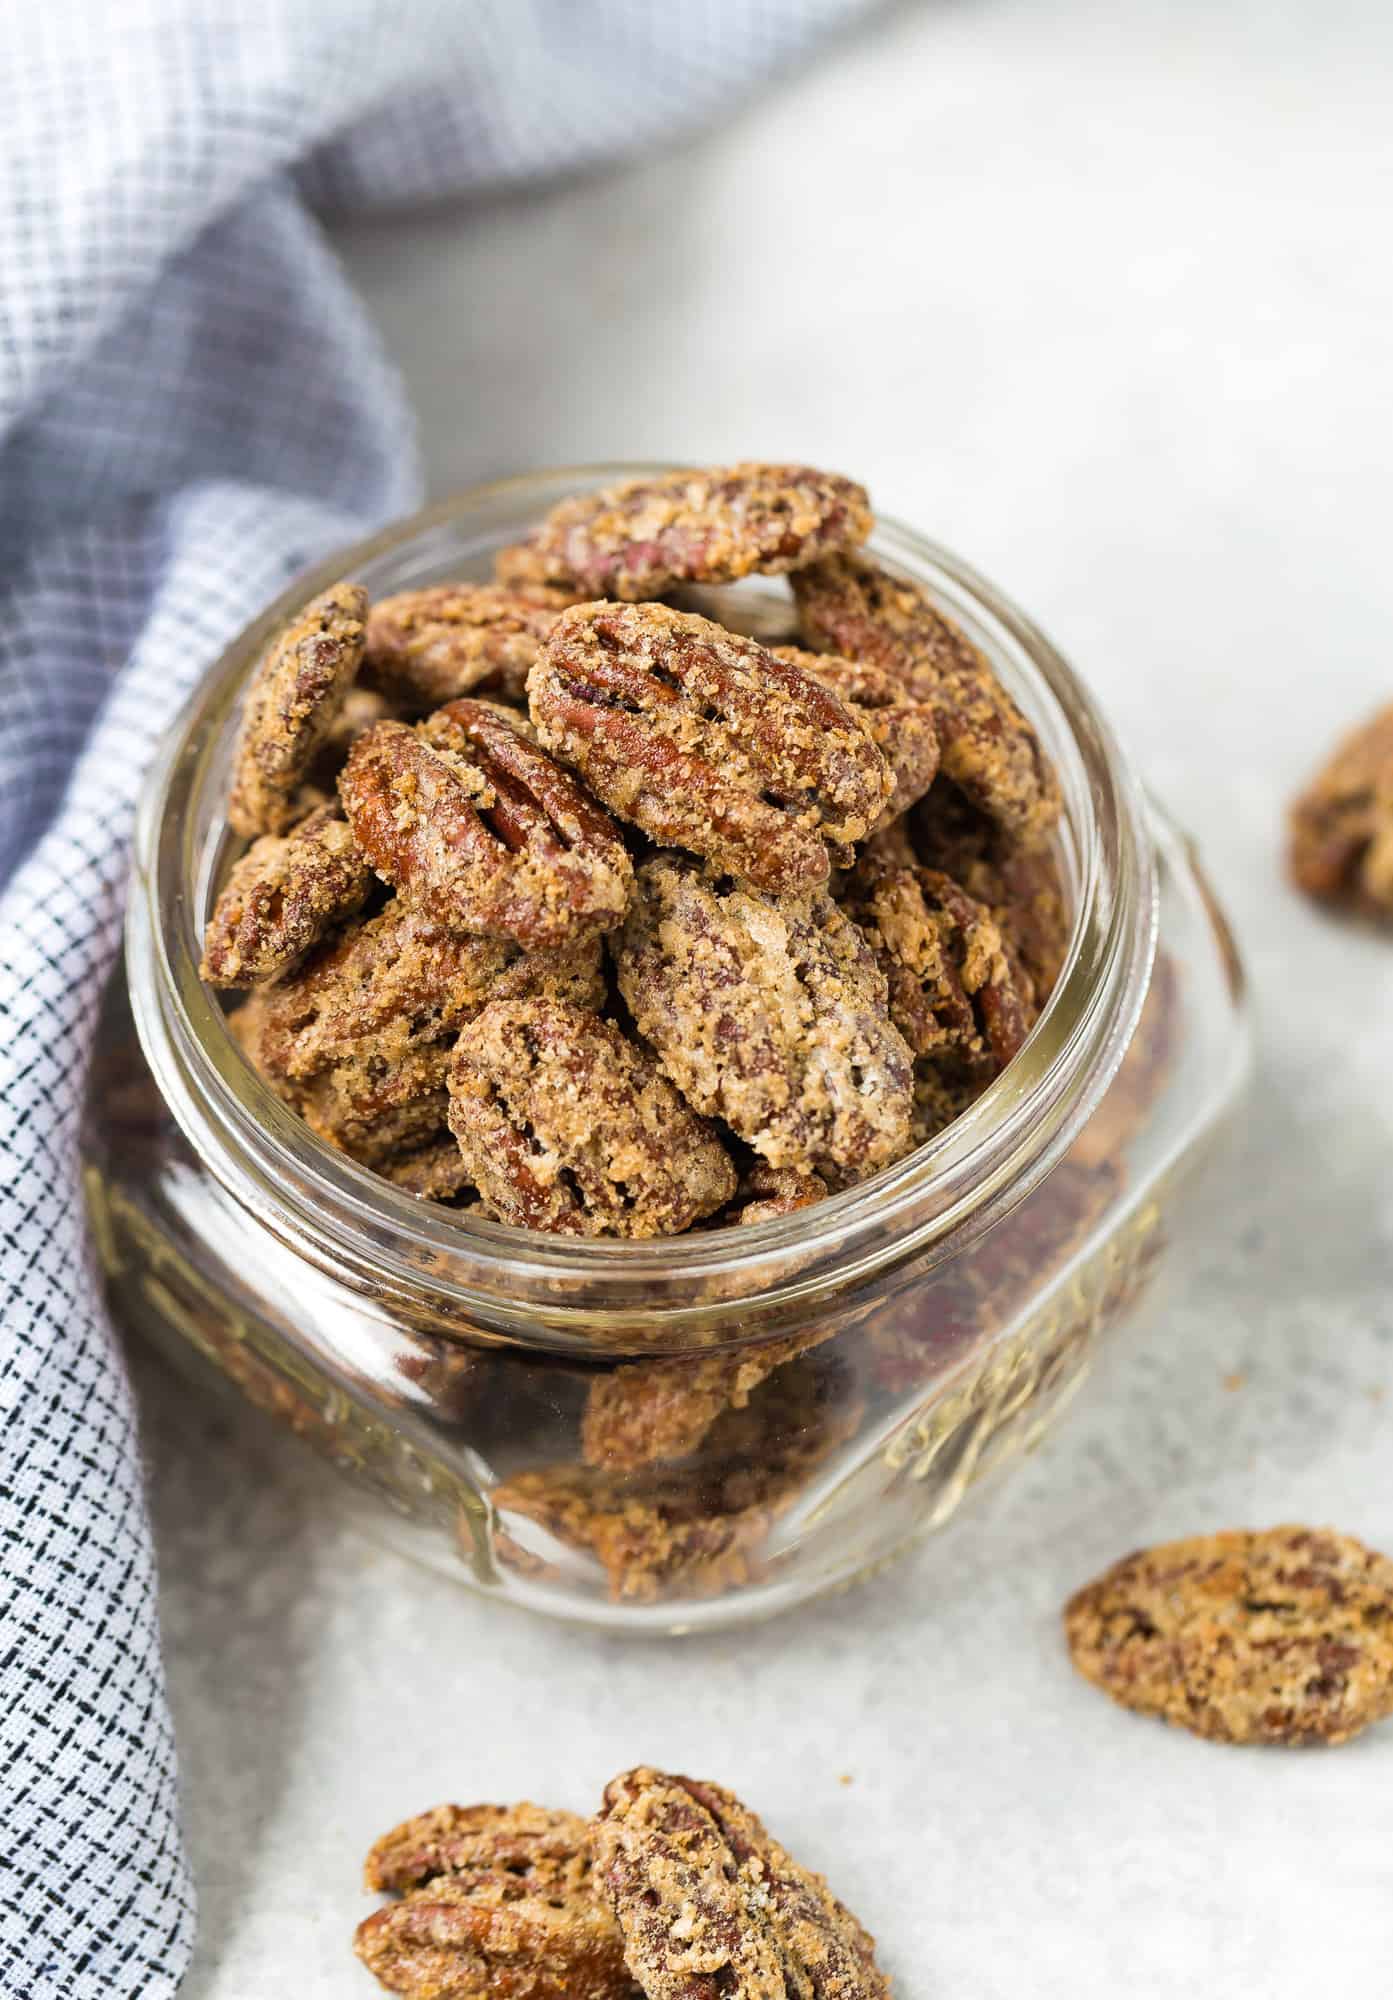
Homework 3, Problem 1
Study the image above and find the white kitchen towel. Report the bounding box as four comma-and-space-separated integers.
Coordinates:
0, 6, 867, 1993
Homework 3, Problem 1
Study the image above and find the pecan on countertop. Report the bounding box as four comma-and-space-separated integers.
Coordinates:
1065, 1525, 1393, 1746
591, 1767, 890, 2000
228, 581, 367, 837
529, 601, 891, 896
495, 462, 872, 602
356, 1801, 637, 2000
1288, 699, 1393, 919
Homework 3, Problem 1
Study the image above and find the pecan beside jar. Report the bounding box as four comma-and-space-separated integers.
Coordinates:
1288, 699, 1393, 919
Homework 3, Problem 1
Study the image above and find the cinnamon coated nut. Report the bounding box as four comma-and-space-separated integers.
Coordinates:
339, 700, 633, 948
228, 581, 367, 836
529, 600, 890, 896
613, 854, 913, 1187
495, 461, 872, 601
445, 996, 736, 1238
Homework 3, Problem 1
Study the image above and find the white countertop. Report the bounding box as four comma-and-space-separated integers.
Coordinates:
150, 1, 1393, 1991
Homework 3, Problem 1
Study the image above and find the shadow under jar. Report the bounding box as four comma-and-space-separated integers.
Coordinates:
83, 466, 1249, 1632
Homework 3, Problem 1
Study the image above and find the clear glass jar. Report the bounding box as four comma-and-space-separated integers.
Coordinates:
83, 468, 1249, 1632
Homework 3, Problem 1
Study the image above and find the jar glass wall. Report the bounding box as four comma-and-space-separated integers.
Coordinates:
82, 471, 1249, 1631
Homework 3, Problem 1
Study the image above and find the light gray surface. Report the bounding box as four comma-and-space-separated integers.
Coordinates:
143, 1, 1393, 1992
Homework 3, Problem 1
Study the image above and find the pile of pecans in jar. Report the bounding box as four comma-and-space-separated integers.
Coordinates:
207, 460, 1073, 1232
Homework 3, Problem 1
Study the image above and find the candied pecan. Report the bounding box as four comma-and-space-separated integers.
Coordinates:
775, 644, 939, 825
496, 462, 872, 602
356, 1802, 635, 2000
614, 855, 913, 1188
447, 996, 735, 1238
530, 602, 891, 895
340, 702, 633, 948
1064, 1525, 1393, 1746
496, 1361, 862, 1602
363, 584, 563, 710
912, 786, 1071, 1012
844, 859, 1030, 1127
865, 1157, 1119, 1392
257, 898, 604, 1080
1288, 699, 1393, 918
200, 805, 371, 988
792, 554, 1060, 846
296, 1037, 452, 1165
730, 1164, 828, 1226
581, 1327, 820, 1472
228, 581, 367, 836
592, 1768, 889, 2000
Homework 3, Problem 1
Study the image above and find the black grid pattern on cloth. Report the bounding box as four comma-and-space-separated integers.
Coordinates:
0, 4, 866, 1993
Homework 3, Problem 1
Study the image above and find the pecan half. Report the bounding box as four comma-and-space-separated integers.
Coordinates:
591, 1768, 889, 2000
912, 784, 1071, 1012
363, 584, 563, 710
581, 1327, 819, 1472
792, 554, 1060, 846
495, 462, 872, 601
729, 1164, 828, 1227
340, 702, 633, 948
775, 645, 939, 825
200, 805, 372, 988
446, 996, 736, 1238
295, 1039, 453, 1166
613, 855, 913, 1187
356, 1802, 636, 2000
843, 858, 1031, 1132
1288, 699, 1393, 918
496, 1360, 862, 1603
228, 581, 367, 836
1064, 1525, 1393, 1746
256, 899, 604, 1080
529, 602, 891, 895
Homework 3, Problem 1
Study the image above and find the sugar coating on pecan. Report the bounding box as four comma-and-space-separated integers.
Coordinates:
495, 462, 872, 602
446, 996, 736, 1238
340, 703, 634, 948
228, 581, 367, 836
495, 1361, 861, 1603
581, 1327, 818, 1472
363, 584, 563, 710
775, 644, 939, 826
591, 1768, 889, 2000
730, 1164, 829, 1227
614, 855, 913, 1188
792, 554, 1060, 847
1288, 700, 1393, 919
912, 785, 1071, 1013
1064, 1525, 1393, 1746
256, 899, 604, 1080
295, 1038, 452, 1166
356, 1801, 636, 2000
529, 602, 891, 895
200, 805, 372, 988
843, 858, 1031, 1128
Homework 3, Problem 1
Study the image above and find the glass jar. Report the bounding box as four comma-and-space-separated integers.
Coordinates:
83, 467, 1249, 1632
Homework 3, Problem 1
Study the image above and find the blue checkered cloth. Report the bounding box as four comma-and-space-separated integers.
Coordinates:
0, 5, 866, 1992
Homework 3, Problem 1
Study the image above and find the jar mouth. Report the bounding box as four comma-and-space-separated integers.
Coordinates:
130, 465, 1157, 1341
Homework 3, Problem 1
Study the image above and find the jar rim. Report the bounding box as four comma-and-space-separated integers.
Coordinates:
129, 465, 1157, 1345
